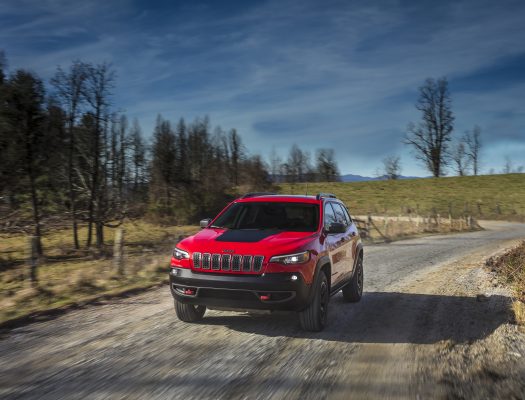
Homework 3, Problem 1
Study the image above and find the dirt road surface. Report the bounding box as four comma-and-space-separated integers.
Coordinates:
1, 221, 524, 399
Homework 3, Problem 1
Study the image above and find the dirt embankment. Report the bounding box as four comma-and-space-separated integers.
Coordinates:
414, 242, 525, 399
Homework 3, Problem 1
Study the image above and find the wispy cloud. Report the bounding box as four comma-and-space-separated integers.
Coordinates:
1, 0, 524, 175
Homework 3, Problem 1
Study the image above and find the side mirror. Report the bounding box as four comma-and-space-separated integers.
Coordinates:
200, 218, 212, 229
327, 222, 346, 234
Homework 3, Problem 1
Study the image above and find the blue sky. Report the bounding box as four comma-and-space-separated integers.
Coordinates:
1, 0, 524, 176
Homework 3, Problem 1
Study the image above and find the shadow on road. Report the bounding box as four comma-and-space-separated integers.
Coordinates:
201, 291, 512, 345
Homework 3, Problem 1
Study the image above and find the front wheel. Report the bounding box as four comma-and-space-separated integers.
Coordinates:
299, 270, 329, 331
174, 300, 206, 322
342, 256, 363, 302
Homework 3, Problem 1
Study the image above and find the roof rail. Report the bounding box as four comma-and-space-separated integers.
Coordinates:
316, 193, 337, 200
241, 192, 277, 199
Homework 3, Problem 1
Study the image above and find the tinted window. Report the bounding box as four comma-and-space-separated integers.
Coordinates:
324, 203, 337, 229
212, 202, 319, 232
332, 203, 349, 227
342, 205, 353, 224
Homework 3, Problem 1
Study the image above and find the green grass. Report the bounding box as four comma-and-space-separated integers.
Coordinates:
278, 173, 525, 220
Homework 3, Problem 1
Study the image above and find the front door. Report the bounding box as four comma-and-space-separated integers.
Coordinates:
331, 202, 355, 281
323, 202, 346, 287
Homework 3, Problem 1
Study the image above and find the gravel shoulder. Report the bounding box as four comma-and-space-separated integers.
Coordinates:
0, 221, 524, 399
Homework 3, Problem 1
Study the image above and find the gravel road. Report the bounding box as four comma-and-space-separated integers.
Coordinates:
1, 221, 524, 399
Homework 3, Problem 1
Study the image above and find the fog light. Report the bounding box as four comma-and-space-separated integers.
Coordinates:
291, 274, 298, 281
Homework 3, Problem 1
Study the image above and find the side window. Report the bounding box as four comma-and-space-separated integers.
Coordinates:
323, 203, 337, 229
332, 203, 349, 227
341, 204, 353, 224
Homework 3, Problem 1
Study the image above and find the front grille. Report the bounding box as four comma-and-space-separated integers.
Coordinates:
221, 254, 231, 271
253, 256, 264, 272
211, 254, 221, 270
192, 252, 264, 273
242, 255, 252, 272
232, 255, 242, 271
202, 253, 211, 269
193, 252, 201, 269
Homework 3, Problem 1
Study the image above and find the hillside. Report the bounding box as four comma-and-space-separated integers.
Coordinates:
278, 173, 525, 221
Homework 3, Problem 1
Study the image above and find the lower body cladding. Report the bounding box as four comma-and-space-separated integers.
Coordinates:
169, 267, 312, 311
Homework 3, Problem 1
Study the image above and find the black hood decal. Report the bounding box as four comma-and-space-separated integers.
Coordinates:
215, 229, 281, 243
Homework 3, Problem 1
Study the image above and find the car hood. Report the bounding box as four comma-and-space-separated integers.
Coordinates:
179, 228, 317, 256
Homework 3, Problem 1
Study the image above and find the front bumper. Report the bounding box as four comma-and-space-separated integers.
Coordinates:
169, 267, 312, 311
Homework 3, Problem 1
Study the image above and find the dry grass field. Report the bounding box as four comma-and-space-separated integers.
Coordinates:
278, 173, 525, 221
0, 221, 197, 325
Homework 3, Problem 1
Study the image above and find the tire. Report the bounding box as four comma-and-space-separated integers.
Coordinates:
174, 300, 206, 322
299, 270, 329, 332
342, 255, 363, 302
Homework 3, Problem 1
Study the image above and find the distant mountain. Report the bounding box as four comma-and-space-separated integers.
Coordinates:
269, 174, 423, 183
340, 174, 422, 182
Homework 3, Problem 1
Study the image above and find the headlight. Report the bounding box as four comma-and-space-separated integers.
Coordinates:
269, 251, 310, 265
172, 247, 189, 260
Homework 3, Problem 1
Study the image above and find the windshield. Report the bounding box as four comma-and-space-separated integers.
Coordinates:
211, 202, 319, 232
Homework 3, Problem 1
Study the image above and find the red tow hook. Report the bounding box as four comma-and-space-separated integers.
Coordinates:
260, 294, 271, 301
184, 288, 196, 295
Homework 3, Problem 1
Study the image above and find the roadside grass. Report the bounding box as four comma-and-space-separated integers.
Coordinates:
486, 241, 525, 325
278, 173, 525, 221
0, 221, 198, 325
0, 220, 197, 265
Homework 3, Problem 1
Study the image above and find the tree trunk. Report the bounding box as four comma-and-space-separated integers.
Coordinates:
28, 162, 43, 256
68, 115, 79, 249
96, 221, 104, 249
86, 110, 101, 248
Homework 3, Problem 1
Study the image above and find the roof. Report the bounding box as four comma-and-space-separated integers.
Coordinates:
236, 194, 323, 204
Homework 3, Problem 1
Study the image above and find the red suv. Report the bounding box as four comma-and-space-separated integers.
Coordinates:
169, 193, 363, 331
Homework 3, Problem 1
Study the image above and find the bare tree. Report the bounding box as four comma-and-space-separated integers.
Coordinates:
464, 125, 482, 175
228, 129, 243, 186
150, 115, 176, 214
316, 148, 340, 181
451, 141, 469, 176
503, 156, 513, 174
286, 144, 305, 183
405, 77, 455, 177
269, 146, 282, 183
1, 70, 47, 254
82, 62, 115, 248
129, 118, 146, 194
51, 61, 88, 249
382, 155, 402, 180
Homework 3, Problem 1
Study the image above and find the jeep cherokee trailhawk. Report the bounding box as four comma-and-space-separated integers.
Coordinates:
169, 193, 363, 331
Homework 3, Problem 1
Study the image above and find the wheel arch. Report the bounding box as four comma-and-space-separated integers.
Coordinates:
309, 255, 331, 302
351, 243, 364, 279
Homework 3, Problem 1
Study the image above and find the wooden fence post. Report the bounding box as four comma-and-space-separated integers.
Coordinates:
28, 236, 39, 286
114, 228, 124, 275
